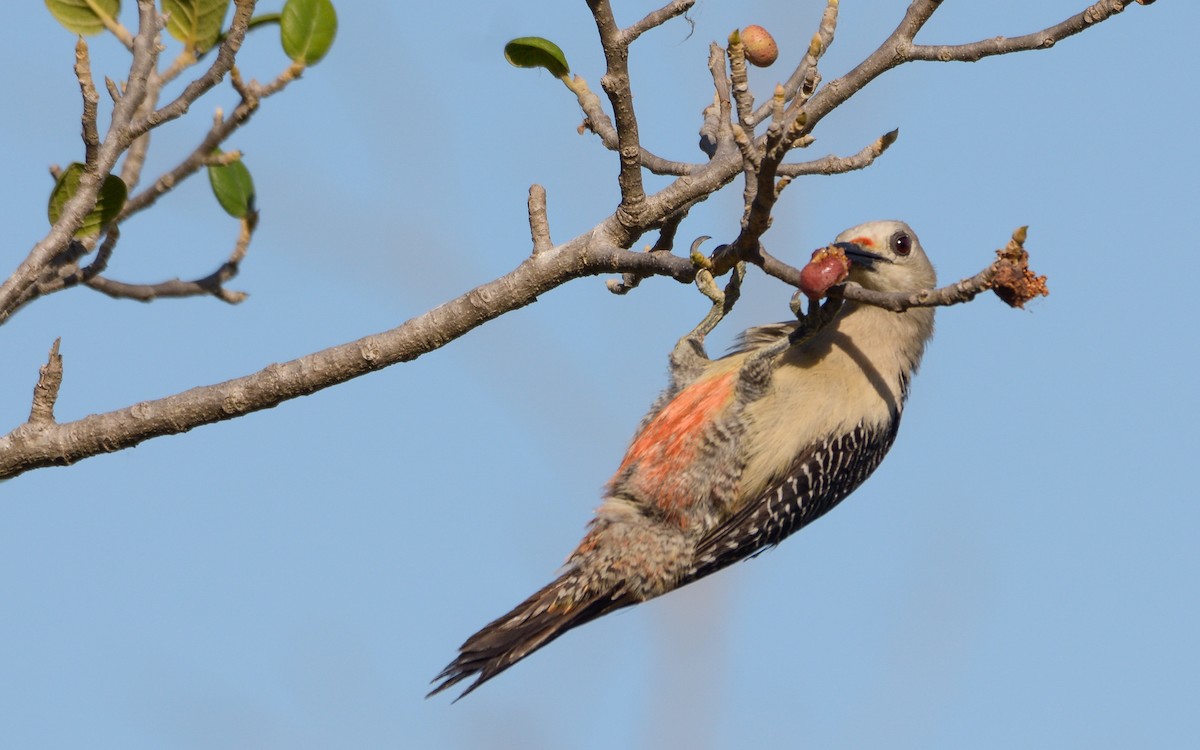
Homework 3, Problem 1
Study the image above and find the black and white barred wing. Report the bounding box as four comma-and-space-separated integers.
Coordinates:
687, 417, 901, 583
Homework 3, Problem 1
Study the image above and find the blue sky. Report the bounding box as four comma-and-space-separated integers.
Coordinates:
2, 1, 1197, 748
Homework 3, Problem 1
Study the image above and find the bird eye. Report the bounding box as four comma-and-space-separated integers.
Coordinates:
891, 232, 912, 256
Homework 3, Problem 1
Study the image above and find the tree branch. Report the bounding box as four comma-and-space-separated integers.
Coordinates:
749, 0, 839, 125
0, 1, 294, 323
120, 63, 297, 222
0, 235, 694, 480
27, 339, 63, 426
85, 213, 257, 304
0, 220, 1050, 481
908, 1, 1141, 63
129, 0, 256, 140
74, 39, 100, 167
800, 0, 1144, 136
0, 0, 1148, 480
0, 7, 165, 322
778, 129, 898, 177
568, 73, 699, 176
527, 185, 552, 255
622, 0, 694, 46
587, 0, 649, 229
755, 227, 1046, 313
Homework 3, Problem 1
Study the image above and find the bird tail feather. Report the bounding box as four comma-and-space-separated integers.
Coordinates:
428, 573, 632, 700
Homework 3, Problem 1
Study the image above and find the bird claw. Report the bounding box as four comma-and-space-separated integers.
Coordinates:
689, 235, 714, 272
789, 290, 806, 318
688, 259, 745, 341
788, 295, 843, 346
695, 268, 721, 303
669, 238, 746, 385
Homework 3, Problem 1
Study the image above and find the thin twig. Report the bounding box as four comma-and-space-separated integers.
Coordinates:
121, 63, 297, 221
27, 339, 64, 425
721, 4, 842, 263
97, 7, 135, 50
727, 31, 754, 126
607, 209, 690, 295
78, 226, 120, 283
130, 0, 255, 140
0, 0, 1148, 478
74, 39, 100, 167
86, 213, 257, 304
112, 1, 164, 132
751, 0, 840, 125
528, 185, 552, 255
120, 64, 169, 192
778, 129, 898, 177
157, 49, 199, 88
754, 228, 1042, 313
567, 75, 695, 176
622, 0, 695, 46
908, 1, 1137, 63
700, 43, 734, 160
587, 0, 648, 230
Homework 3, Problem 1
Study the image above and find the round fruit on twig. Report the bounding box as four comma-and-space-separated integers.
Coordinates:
742, 25, 778, 67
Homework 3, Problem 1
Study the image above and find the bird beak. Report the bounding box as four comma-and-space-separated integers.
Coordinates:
831, 242, 886, 269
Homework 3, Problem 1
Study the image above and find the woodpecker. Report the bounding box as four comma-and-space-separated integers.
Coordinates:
430, 220, 937, 699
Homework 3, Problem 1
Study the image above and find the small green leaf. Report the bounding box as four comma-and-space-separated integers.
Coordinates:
47, 163, 128, 238
162, 0, 230, 53
207, 151, 255, 218
280, 0, 337, 65
45, 0, 121, 36
504, 37, 570, 78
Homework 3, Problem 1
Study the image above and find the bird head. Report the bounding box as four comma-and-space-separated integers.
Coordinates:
831, 220, 937, 293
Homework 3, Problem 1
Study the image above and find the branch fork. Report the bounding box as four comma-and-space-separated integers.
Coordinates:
0, 0, 1150, 479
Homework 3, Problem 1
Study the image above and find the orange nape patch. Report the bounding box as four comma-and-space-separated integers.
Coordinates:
612, 370, 737, 514
848, 235, 875, 247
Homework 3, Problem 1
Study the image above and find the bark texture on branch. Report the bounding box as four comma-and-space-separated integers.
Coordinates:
0, 0, 1147, 479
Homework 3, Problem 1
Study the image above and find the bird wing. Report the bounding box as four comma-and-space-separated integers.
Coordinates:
686, 416, 901, 583
728, 321, 798, 353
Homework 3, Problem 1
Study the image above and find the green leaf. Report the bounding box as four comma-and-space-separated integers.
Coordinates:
45, 0, 121, 36
47, 163, 128, 238
280, 0, 337, 65
504, 37, 570, 78
207, 151, 255, 218
162, 0, 230, 53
